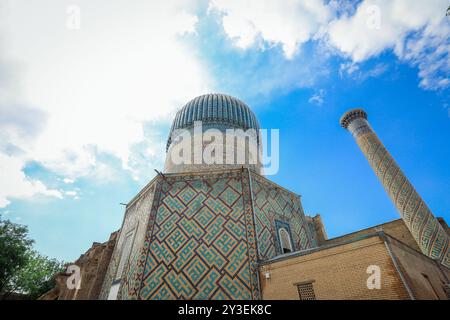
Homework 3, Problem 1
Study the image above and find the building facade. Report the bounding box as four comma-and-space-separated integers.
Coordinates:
41, 94, 450, 300
260, 223, 450, 300
98, 94, 317, 300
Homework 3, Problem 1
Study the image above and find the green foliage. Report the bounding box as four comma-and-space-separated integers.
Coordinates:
0, 216, 34, 294
0, 216, 64, 299
12, 251, 64, 299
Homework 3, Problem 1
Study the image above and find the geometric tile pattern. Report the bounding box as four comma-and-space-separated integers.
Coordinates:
251, 173, 317, 260
341, 109, 450, 268
241, 169, 261, 298
100, 168, 317, 299
356, 130, 449, 268
136, 170, 259, 299
99, 181, 157, 299
274, 220, 294, 252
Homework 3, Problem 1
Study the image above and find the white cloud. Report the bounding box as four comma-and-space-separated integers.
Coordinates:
327, 0, 447, 61
327, 0, 449, 89
1, 0, 448, 208
65, 190, 77, 197
63, 178, 74, 184
339, 62, 360, 77
174, 11, 199, 35
210, 0, 449, 90
0, 1, 211, 207
209, 0, 332, 58
0, 154, 62, 208
308, 89, 325, 106
401, 20, 450, 90
339, 62, 388, 81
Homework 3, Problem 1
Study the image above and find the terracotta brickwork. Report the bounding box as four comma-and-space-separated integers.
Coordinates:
40, 231, 118, 300
307, 215, 327, 245
259, 235, 411, 300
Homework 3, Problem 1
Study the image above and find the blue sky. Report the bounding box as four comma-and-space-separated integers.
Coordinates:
0, 0, 449, 261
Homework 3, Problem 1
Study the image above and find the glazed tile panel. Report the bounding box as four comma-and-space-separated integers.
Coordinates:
250, 173, 317, 260
99, 181, 157, 300
137, 171, 259, 300
356, 132, 449, 268
342, 110, 450, 268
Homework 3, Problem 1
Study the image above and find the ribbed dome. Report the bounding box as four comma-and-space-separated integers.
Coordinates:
167, 93, 260, 151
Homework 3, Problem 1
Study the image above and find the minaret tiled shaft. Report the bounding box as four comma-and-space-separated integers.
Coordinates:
340, 109, 449, 268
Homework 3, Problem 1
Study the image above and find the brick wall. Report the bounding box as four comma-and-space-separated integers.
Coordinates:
387, 235, 450, 300
259, 235, 410, 300
324, 219, 420, 250
323, 217, 449, 253
40, 231, 118, 300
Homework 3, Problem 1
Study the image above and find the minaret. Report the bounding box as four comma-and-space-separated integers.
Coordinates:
340, 109, 449, 268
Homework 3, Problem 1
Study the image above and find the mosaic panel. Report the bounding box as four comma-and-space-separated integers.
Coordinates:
99, 181, 157, 299
274, 220, 294, 252
251, 173, 317, 260
137, 170, 260, 300
356, 129, 449, 268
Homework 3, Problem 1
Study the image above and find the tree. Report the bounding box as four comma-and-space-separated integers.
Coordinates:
0, 216, 63, 299
0, 217, 33, 294
11, 251, 64, 299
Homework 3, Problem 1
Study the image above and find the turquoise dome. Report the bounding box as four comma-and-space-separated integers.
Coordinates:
167, 93, 260, 151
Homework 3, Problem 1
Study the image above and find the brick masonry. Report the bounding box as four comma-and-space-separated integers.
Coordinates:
260, 235, 411, 300
40, 231, 118, 300
259, 232, 450, 300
